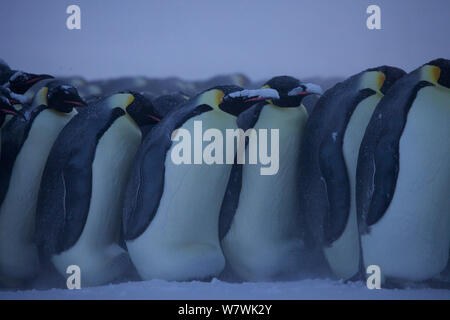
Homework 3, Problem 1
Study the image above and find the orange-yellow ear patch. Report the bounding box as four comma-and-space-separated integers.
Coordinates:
430, 65, 441, 84
215, 90, 225, 106
125, 94, 135, 107
422, 65, 441, 84
34, 86, 48, 106
196, 89, 225, 109
377, 72, 386, 90
360, 71, 385, 92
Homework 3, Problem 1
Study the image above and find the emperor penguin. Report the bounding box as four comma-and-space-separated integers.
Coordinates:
0, 82, 86, 287
356, 58, 450, 284
297, 67, 405, 281
35, 92, 162, 287
220, 76, 323, 281
122, 86, 278, 281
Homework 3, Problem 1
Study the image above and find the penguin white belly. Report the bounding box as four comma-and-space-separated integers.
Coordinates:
127, 111, 235, 281
324, 94, 382, 280
221, 104, 308, 281
0, 109, 75, 284
52, 116, 141, 287
362, 86, 450, 282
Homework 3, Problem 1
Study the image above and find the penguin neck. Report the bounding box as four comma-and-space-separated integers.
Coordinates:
33, 87, 48, 107
124, 113, 141, 131
105, 93, 135, 110
359, 71, 385, 95
196, 89, 228, 115
420, 65, 449, 91
103, 94, 141, 130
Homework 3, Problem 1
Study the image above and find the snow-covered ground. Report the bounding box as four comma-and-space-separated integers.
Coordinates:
1, 278, 449, 300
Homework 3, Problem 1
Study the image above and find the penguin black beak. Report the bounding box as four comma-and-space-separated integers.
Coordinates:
0, 108, 17, 116
146, 114, 161, 122
25, 73, 54, 85
9, 73, 54, 95
288, 83, 323, 97
63, 100, 87, 107
63, 94, 88, 108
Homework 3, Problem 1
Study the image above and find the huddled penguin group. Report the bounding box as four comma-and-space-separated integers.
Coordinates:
299, 58, 450, 286
0, 57, 448, 289
357, 59, 450, 284
123, 85, 269, 281
298, 66, 406, 280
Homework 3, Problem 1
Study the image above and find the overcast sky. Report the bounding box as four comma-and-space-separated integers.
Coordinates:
1, 0, 449, 81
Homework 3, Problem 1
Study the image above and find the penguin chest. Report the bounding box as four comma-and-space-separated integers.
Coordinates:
126, 111, 235, 280
0, 109, 75, 280
51, 116, 141, 285
222, 104, 308, 280
324, 94, 382, 279
144, 111, 236, 245
362, 86, 450, 281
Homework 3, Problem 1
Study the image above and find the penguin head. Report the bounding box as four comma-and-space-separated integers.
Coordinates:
199, 85, 279, 117
8, 71, 53, 95
422, 58, 450, 88
46, 83, 87, 113
263, 76, 323, 108
365, 66, 406, 94
123, 92, 162, 127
